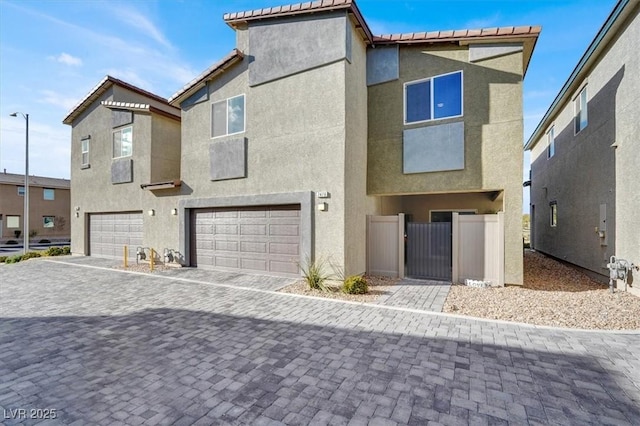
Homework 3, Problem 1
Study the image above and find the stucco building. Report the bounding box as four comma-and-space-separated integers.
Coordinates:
0, 171, 70, 242
64, 0, 539, 284
525, 0, 639, 294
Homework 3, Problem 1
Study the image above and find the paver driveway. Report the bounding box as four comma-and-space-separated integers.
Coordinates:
1, 259, 639, 425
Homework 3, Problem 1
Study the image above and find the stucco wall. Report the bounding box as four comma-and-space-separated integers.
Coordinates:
180, 14, 352, 272
69, 88, 180, 257
368, 45, 524, 284
344, 17, 379, 276
529, 6, 638, 291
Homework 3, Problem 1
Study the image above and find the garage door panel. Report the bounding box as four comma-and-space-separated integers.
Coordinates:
192, 204, 300, 277
89, 212, 143, 260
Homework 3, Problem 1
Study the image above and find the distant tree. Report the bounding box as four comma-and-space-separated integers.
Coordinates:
54, 216, 67, 233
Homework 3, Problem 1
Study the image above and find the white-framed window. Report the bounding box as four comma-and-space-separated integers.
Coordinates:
404, 71, 463, 124
211, 94, 245, 138
113, 126, 133, 158
547, 126, 555, 158
550, 202, 557, 227
81, 138, 90, 166
574, 86, 588, 134
17, 186, 25, 196
43, 188, 55, 201
43, 216, 55, 228
7, 216, 19, 228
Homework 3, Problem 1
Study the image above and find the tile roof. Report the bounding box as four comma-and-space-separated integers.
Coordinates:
224, 0, 373, 43
168, 49, 244, 106
63, 76, 173, 125
373, 26, 541, 44
0, 172, 70, 189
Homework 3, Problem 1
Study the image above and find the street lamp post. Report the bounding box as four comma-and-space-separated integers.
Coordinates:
10, 112, 29, 254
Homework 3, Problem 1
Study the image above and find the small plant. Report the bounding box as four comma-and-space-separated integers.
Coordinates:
14, 230, 21, 238
38, 239, 51, 244
44, 246, 63, 256
342, 275, 368, 295
21, 251, 42, 260
5, 254, 23, 264
299, 255, 331, 291
0, 256, 7, 263
62, 246, 71, 255
29, 230, 38, 238
5, 240, 18, 245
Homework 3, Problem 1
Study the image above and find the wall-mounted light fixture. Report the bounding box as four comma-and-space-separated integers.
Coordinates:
317, 202, 328, 212
171, 208, 178, 216
74, 206, 80, 211
75, 212, 80, 218
148, 209, 155, 216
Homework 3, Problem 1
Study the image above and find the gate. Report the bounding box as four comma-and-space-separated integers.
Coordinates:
406, 222, 452, 281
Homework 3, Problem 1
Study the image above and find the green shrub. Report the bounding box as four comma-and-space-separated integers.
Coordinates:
342, 275, 368, 295
44, 246, 64, 256
62, 246, 71, 255
0, 256, 7, 263
299, 256, 331, 291
21, 251, 42, 260
5, 255, 23, 264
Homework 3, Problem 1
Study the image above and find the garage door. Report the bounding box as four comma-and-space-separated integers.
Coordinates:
89, 212, 143, 260
192, 205, 300, 276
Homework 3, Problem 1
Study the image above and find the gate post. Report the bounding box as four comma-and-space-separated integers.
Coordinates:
452, 212, 459, 284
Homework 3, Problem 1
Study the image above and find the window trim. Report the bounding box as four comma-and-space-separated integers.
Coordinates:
211, 94, 246, 140
43, 216, 55, 228
547, 126, 555, 159
112, 126, 133, 159
549, 201, 557, 227
403, 70, 464, 126
574, 86, 588, 135
43, 188, 55, 201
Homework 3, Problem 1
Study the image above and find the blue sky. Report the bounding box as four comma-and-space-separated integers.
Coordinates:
0, 0, 618, 212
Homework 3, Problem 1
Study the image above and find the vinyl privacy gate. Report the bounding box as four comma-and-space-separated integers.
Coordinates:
367, 212, 505, 286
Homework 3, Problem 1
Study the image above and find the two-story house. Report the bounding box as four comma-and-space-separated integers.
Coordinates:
64, 0, 539, 285
0, 171, 70, 242
525, 0, 639, 294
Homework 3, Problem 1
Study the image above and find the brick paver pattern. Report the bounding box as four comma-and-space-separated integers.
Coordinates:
1, 259, 639, 425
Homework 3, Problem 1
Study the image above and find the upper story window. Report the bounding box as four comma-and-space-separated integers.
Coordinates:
43, 188, 55, 200
43, 216, 55, 228
17, 186, 24, 196
574, 86, 588, 134
113, 126, 133, 158
547, 126, 555, 158
6, 216, 19, 228
81, 137, 90, 166
404, 71, 463, 124
211, 94, 245, 138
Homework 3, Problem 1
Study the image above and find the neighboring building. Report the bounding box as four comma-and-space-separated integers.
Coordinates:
0, 171, 70, 242
64, 0, 540, 284
525, 0, 639, 294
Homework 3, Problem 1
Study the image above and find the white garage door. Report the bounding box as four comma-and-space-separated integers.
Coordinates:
89, 212, 143, 260
192, 205, 301, 276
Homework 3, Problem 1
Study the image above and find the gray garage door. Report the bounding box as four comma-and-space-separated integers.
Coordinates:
192, 205, 301, 276
89, 212, 143, 260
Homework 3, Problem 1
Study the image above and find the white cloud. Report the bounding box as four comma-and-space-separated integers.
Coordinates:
109, 5, 173, 50
51, 52, 83, 66
40, 90, 82, 111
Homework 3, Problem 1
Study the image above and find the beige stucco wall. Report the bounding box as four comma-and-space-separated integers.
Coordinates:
381, 193, 503, 223
529, 6, 639, 294
180, 37, 353, 273
368, 45, 524, 284
69, 88, 180, 256
343, 19, 379, 275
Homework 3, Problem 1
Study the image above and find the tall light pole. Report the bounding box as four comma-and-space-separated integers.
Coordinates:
10, 112, 29, 254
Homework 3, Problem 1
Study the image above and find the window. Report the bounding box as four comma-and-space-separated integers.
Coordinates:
43, 188, 55, 200
547, 126, 555, 158
550, 202, 557, 227
211, 94, 245, 138
574, 86, 588, 134
17, 186, 24, 196
7, 216, 19, 228
430, 210, 476, 222
43, 216, 55, 228
113, 126, 133, 158
82, 138, 90, 166
405, 71, 463, 124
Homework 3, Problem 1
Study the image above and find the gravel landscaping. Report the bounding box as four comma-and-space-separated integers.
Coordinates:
443, 250, 640, 330
278, 275, 400, 303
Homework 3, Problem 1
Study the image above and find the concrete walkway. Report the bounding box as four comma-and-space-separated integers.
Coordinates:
1, 259, 639, 425
376, 278, 451, 312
